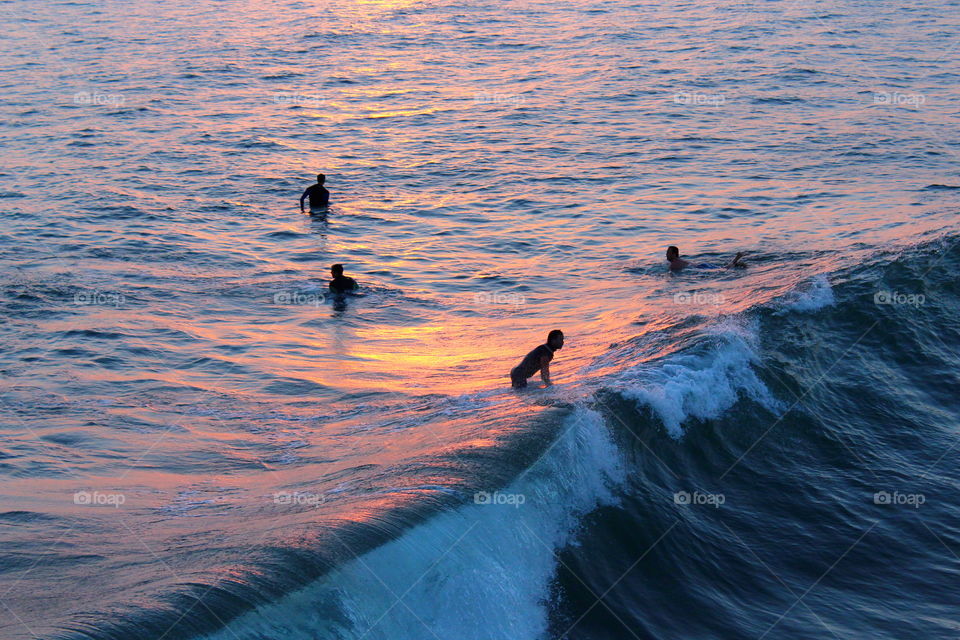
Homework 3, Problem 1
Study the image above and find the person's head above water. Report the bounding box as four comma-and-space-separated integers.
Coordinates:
666, 246, 680, 261
547, 329, 564, 350
331, 263, 344, 276
317, 173, 326, 185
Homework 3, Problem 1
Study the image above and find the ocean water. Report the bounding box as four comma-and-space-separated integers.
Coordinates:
2, 0, 960, 638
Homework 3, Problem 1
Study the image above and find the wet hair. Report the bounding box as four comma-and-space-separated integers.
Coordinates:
547, 329, 564, 343
331, 263, 344, 275
317, 173, 326, 184
666, 245, 680, 259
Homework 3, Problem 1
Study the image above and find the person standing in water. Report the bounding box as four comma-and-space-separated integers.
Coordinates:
666, 245, 746, 272
510, 329, 564, 389
300, 173, 330, 212
328, 264, 358, 294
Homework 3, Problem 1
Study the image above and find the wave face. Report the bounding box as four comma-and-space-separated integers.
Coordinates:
3, 0, 960, 638
200, 408, 625, 640
548, 239, 960, 640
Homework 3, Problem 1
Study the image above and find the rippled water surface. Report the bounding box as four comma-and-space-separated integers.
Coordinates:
1, 0, 959, 638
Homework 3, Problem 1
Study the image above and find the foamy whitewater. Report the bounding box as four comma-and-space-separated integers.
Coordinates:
2, 0, 960, 638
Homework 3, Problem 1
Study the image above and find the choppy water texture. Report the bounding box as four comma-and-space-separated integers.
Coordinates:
1, 0, 960, 638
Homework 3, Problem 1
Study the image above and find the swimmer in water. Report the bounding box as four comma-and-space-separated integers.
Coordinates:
300, 173, 330, 212
510, 329, 564, 389
666, 246, 746, 272
329, 263, 358, 294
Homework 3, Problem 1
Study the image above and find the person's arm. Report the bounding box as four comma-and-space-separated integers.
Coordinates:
300, 187, 311, 212
540, 357, 552, 386
726, 252, 746, 268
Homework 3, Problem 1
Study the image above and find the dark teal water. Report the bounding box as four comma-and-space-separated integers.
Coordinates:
556, 241, 960, 639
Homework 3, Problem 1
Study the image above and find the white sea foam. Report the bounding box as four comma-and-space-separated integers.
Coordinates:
775, 274, 835, 314
615, 318, 782, 438
614, 275, 831, 437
